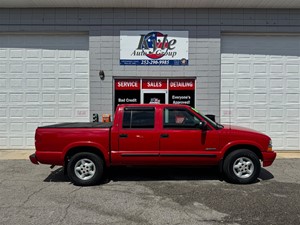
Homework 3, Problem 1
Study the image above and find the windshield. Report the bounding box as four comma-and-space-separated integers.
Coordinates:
191, 107, 223, 129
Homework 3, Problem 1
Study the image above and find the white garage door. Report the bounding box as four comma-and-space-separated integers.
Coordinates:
221, 35, 300, 151
0, 34, 89, 149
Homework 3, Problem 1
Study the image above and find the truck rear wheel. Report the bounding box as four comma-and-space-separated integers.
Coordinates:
67, 152, 104, 186
223, 149, 261, 184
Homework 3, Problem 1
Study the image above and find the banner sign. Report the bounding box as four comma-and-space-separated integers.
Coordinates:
115, 79, 141, 109
120, 31, 189, 66
115, 79, 140, 90
114, 90, 141, 108
169, 79, 195, 90
168, 79, 195, 107
114, 78, 195, 109
168, 90, 195, 107
142, 79, 167, 89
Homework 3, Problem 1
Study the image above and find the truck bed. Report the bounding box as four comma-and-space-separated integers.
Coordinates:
34, 122, 112, 166
40, 122, 113, 128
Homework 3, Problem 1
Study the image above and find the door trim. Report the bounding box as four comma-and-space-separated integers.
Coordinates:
160, 154, 217, 158
121, 153, 159, 157
141, 90, 168, 104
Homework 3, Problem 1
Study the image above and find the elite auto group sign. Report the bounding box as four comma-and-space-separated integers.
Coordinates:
120, 31, 189, 66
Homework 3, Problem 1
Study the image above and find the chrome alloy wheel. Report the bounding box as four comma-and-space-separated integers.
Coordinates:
233, 157, 254, 179
74, 158, 96, 180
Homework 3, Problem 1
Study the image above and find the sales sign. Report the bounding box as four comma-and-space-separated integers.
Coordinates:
120, 31, 189, 66
142, 79, 167, 89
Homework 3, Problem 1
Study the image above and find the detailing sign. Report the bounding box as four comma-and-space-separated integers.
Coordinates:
168, 79, 195, 107
120, 31, 189, 66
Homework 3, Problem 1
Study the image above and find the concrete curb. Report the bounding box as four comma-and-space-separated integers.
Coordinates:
275, 152, 300, 159
0, 150, 300, 160
0, 150, 35, 160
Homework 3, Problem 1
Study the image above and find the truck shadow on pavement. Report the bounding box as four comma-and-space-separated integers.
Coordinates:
44, 166, 274, 184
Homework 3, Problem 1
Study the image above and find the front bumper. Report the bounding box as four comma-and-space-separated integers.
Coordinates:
29, 153, 39, 165
262, 151, 277, 167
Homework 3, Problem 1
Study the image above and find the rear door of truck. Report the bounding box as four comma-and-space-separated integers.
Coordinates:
112, 106, 160, 165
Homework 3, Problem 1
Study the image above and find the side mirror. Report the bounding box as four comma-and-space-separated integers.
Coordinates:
205, 114, 215, 122
198, 121, 207, 130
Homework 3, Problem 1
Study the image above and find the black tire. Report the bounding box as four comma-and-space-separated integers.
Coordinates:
67, 152, 104, 186
223, 149, 261, 184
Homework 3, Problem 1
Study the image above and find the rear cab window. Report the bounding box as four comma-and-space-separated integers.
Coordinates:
122, 107, 155, 129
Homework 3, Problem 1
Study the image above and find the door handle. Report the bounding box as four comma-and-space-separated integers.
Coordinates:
119, 134, 128, 138
160, 134, 169, 138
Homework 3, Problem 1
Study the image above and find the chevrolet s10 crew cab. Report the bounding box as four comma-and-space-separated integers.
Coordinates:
30, 104, 276, 186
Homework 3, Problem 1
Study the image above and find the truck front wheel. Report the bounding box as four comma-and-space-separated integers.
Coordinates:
223, 149, 261, 184
67, 152, 104, 186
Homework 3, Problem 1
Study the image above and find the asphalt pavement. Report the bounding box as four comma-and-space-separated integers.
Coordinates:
0, 158, 300, 225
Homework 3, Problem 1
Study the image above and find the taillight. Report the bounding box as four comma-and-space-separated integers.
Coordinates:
267, 140, 273, 151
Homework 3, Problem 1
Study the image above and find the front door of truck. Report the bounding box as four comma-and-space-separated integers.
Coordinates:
116, 106, 160, 165
159, 107, 219, 165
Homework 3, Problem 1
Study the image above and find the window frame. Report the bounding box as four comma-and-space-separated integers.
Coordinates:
122, 107, 155, 129
163, 107, 202, 129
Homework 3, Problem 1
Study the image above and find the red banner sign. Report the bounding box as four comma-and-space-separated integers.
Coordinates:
142, 79, 167, 89
115, 79, 140, 90
169, 79, 195, 90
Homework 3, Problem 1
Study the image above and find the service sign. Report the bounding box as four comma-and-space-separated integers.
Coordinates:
114, 79, 141, 109
120, 31, 189, 66
115, 79, 140, 90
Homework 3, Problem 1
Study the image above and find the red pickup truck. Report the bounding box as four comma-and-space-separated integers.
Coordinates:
30, 104, 276, 186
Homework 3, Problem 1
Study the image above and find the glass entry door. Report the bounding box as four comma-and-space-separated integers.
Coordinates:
142, 90, 167, 104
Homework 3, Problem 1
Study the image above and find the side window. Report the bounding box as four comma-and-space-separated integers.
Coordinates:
122, 108, 155, 129
164, 108, 200, 129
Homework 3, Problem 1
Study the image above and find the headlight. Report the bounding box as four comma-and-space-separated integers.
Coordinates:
268, 140, 273, 151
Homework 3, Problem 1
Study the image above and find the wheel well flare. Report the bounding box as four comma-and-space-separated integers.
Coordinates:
224, 145, 262, 160
65, 146, 105, 166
